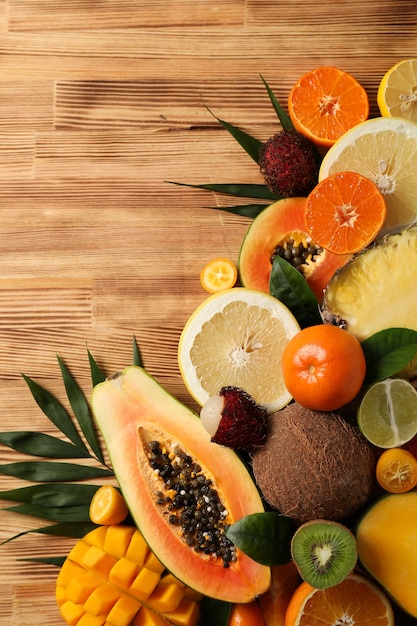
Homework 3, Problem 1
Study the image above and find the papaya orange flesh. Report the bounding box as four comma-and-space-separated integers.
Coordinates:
238, 197, 351, 303
91, 366, 271, 604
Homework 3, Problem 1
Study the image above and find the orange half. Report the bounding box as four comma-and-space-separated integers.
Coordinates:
284, 574, 394, 626
305, 171, 386, 254
288, 66, 369, 148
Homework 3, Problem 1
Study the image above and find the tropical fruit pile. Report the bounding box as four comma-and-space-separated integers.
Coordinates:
51, 59, 417, 626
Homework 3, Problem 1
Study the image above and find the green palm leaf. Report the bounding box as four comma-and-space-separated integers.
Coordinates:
22, 374, 89, 454
88, 349, 106, 387
0, 483, 100, 506
0, 461, 112, 482
167, 181, 279, 200
260, 74, 294, 130
133, 335, 143, 367
0, 431, 90, 458
5, 503, 91, 523
204, 203, 269, 218
57, 356, 105, 464
206, 107, 263, 163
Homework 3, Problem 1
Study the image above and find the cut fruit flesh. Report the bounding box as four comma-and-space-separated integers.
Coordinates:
357, 378, 417, 448
238, 197, 351, 304
319, 116, 417, 231
321, 223, 417, 347
91, 366, 271, 603
178, 288, 300, 413
378, 59, 417, 121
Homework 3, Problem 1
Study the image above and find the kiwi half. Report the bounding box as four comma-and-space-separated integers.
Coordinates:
291, 520, 357, 589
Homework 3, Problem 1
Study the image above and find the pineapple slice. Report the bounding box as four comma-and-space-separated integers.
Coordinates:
321, 223, 417, 373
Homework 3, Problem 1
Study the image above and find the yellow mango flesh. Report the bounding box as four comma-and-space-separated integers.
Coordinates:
356, 492, 417, 617
56, 525, 201, 626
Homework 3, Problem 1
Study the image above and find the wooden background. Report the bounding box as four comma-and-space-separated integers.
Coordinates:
0, 1, 417, 624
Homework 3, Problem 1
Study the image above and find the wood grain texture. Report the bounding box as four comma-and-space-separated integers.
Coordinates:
1, 1, 417, 624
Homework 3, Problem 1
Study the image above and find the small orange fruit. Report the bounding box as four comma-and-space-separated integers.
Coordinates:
281, 324, 366, 411
288, 66, 369, 148
284, 573, 394, 626
89, 485, 129, 525
306, 171, 387, 255
228, 600, 265, 626
200, 257, 238, 293
376, 447, 417, 493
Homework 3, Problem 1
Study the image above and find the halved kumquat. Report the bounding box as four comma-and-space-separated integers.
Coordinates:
306, 171, 386, 255
376, 447, 417, 493
288, 66, 369, 148
200, 257, 238, 293
89, 485, 129, 526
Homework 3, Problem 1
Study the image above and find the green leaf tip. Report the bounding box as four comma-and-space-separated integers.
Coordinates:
205, 106, 263, 164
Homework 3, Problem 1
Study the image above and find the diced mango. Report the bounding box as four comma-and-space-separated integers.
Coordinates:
68, 540, 91, 564
57, 559, 85, 587
164, 597, 201, 626
144, 551, 165, 574
59, 600, 84, 626
83, 584, 120, 616
146, 582, 183, 613
106, 594, 142, 626
66, 573, 100, 604
84, 525, 108, 549
77, 613, 107, 626
56, 585, 67, 607
132, 605, 168, 626
109, 556, 139, 589
129, 567, 161, 601
81, 546, 118, 578
104, 524, 136, 559
125, 529, 149, 566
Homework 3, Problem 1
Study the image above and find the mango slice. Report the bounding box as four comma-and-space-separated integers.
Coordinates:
56, 525, 201, 626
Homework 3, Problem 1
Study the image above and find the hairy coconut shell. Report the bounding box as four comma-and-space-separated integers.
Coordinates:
252, 403, 376, 524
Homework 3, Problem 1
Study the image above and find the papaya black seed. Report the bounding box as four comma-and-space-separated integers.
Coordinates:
147, 439, 235, 567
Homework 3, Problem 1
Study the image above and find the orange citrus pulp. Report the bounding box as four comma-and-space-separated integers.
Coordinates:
89, 485, 129, 526
284, 573, 394, 626
288, 66, 369, 148
376, 447, 417, 493
306, 171, 386, 254
200, 257, 238, 293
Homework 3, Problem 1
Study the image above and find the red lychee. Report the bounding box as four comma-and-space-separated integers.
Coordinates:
200, 386, 268, 452
259, 128, 320, 197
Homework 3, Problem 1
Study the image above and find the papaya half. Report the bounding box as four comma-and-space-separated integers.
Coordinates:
355, 491, 417, 618
91, 366, 271, 604
238, 197, 351, 303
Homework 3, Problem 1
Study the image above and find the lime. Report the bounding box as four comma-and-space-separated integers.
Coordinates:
357, 378, 417, 448
178, 288, 300, 413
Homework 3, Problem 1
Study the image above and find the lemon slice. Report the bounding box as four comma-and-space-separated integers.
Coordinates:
377, 59, 417, 121
178, 288, 300, 413
357, 378, 417, 448
319, 116, 417, 231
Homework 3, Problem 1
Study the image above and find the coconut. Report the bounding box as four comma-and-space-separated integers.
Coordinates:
251, 403, 376, 524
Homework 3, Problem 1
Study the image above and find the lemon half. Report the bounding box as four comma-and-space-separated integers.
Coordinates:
319, 116, 417, 232
178, 288, 300, 414
378, 59, 417, 121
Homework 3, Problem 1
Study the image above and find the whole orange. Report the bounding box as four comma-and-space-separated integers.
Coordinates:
228, 600, 265, 626
281, 324, 366, 411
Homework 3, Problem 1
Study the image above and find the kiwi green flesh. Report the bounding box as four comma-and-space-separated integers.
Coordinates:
291, 520, 357, 589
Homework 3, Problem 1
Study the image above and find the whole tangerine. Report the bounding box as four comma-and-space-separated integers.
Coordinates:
228, 600, 265, 626
281, 324, 366, 411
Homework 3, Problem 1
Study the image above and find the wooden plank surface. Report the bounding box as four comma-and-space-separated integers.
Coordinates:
0, 1, 416, 624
